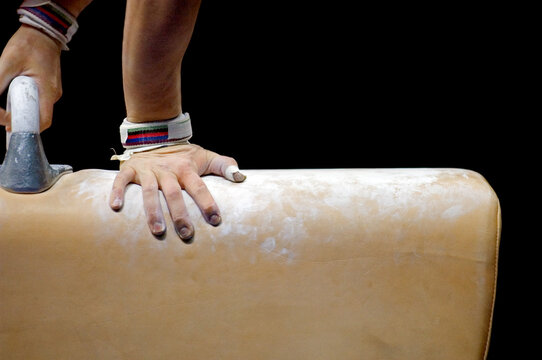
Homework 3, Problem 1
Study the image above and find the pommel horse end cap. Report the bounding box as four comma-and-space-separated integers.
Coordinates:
0, 79, 500, 359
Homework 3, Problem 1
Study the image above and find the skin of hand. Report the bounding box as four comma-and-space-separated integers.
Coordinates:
112, 0, 247, 241
0, 25, 63, 132
110, 144, 246, 242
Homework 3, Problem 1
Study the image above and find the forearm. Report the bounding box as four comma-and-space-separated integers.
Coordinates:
53, 0, 93, 17
122, 0, 202, 122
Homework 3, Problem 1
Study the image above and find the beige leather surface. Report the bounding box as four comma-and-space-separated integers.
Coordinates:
0, 168, 500, 359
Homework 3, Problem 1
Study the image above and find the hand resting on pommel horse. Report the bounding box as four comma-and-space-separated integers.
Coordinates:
0, 1, 501, 359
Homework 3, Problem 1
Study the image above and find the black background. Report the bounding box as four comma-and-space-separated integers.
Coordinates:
0, 1, 528, 359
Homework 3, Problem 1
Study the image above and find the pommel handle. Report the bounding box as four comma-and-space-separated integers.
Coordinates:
0, 76, 72, 193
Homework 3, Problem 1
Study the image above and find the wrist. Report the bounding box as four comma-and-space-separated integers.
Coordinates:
111, 113, 192, 161
53, 0, 93, 17
18, 24, 63, 53
125, 109, 182, 123
17, 0, 80, 51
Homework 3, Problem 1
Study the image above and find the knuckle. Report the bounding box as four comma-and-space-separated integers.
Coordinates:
142, 183, 158, 195
54, 84, 62, 99
114, 173, 127, 184
110, 184, 121, 194
43, 79, 62, 100
175, 160, 194, 174
145, 205, 161, 221
146, 213, 161, 227
118, 165, 135, 177
191, 181, 208, 197
162, 184, 181, 199
41, 117, 52, 130
172, 212, 190, 226
222, 155, 236, 164
111, 186, 125, 199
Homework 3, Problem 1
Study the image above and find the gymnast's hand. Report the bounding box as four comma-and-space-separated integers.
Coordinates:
109, 143, 245, 241
0, 25, 62, 132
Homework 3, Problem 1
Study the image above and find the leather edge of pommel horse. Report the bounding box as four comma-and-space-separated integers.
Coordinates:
0, 167, 501, 360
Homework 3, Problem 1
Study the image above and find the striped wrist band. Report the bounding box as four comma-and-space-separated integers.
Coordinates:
120, 113, 192, 149
17, 0, 78, 51
111, 113, 193, 161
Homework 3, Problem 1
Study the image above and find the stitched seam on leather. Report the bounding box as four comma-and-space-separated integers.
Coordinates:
483, 196, 501, 360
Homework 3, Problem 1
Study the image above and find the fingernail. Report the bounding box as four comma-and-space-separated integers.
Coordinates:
112, 197, 122, 209
225, 165, 246, 182
153, 221, 166, 235
177, 225, 193, 241
209, 214, 222, 226
232, 171, 246, 182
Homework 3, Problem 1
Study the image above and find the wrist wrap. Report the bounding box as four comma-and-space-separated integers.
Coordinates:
17, 0, 78, 51
111, 113, 193, 161
120, 113, 192, 149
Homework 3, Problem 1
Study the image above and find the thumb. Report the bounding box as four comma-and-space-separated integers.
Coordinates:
34, 77, 61, 132
0, 111, 11, 132
38, 92, 55, 132
0, 108, 7, 127
207, 153, 247, 183
0, 59, 15, 130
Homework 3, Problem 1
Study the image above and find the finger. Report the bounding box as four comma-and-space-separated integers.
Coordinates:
110, 165, 136, 210
0, 109, 8, 128
0, 59, 14, 98
207, 154, 247, 183
0, 103, 11, 133
38, 98, 54, 132
156, 170, 194, 242
0, 61, 14, 129
37, 86, 59, 132
180, 171, 221, 226
139, 171, 167, 236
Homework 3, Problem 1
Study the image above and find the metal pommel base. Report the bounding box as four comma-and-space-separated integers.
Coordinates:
0, 132, 72, 193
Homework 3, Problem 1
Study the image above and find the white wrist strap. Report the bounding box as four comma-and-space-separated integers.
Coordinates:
111, 113, 192, 161
120, 113, 192, 148
17, 0, 79, 51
